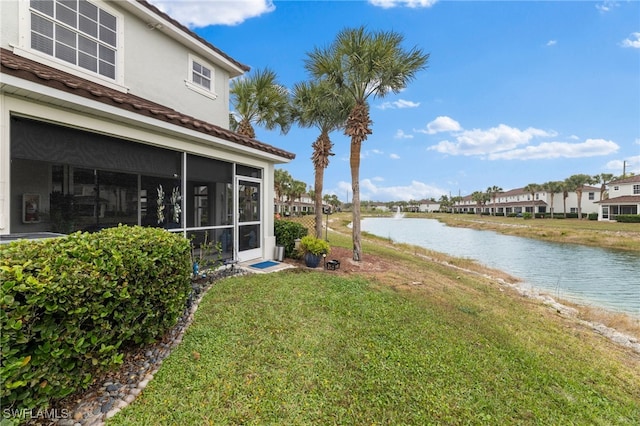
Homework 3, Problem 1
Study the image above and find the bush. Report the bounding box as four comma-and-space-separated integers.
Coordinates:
616, 214, 640, 223
274, 220, 308, 258
588, 213, 599, 221
299, 235, 330, 256
523, 213, 533, 220
0, 226, 191, 416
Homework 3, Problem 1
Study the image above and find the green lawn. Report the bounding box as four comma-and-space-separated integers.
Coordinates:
108, 267, 640, 424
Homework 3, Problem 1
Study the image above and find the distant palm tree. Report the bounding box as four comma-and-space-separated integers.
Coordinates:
565, 174, 595, 219
292, 79, 353, 238
594, 173, 614, 201
305, 26, 429, 261
486, 185, 503, 216
523, 183, 541, 218
230, 68, 291, 138
288, 180, 307, 216
274, 169, 293, 216
542, 181, 563, 219
471, 191, 489, 215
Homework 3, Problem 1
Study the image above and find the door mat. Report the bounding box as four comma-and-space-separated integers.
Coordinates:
249, 260, 280, 269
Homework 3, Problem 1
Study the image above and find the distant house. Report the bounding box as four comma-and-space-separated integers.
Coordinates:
595, 175, 640, 221
418, 200, 440, 213
1, 0, 295, 262
452, 186, 601, 216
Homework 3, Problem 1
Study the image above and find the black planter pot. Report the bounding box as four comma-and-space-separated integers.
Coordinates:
304, 253, 322, 268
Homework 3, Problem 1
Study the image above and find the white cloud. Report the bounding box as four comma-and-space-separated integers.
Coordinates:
394, 129, 414, 139
426, 119, 617, 160
377, 99, 421, 110
361, 149, 384, 159
489, 139, 619, 160
416, 116, 462, 135
606, 156, 640, 174
428, 124, 553, 156
346, 179, 447, 202
368, 0, 438, 9
148, 0, 275, 27
546, 40, 557, 46
595, 1, 619, 13
390, 153, 401, 159
621, 32, 640, 49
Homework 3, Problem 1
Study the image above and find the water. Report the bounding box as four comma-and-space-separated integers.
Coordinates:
362, 217, 640, 317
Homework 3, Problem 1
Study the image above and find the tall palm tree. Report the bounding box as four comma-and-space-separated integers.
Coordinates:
486, 185, 503, 216
230, 68, 292, 139
292, 79, 353, 238
542, 181, 563, 219
523, 183, 541, 218
565, 174, 595, 219
305, 26, 429, 260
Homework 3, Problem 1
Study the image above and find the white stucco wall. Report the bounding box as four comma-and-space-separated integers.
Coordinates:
1, 0, 236, 128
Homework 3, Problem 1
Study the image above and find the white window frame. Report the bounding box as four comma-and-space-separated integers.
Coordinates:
634, 185, 640, 195
16, 0, 126, 91
185, 54, 218, 100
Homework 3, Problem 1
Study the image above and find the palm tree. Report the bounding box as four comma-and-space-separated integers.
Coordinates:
594, 173, 614, 201
288, 179, 307, 216
230, 68, 292, 138
305, 26, 429, 261
292, 79, 353, 238
523, 183, 541, 218
542, 181, 563, 219
565, 174, 595, 219
471, 191, 489, 215
274, 169, 292, 216
562, 182, 569, 218
486, 185, 503, 216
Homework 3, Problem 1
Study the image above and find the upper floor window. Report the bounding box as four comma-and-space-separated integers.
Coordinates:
634, 185, 640, 195
192, 60, 211, 91
613, 186, 619, 191
30, 0, 117, 79
588, 192, 594, 200
186, 55, 217, 99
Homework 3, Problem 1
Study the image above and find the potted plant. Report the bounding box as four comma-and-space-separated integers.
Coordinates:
299, 235, 330, 268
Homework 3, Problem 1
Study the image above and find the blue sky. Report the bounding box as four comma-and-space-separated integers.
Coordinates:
150, 0, 640, 202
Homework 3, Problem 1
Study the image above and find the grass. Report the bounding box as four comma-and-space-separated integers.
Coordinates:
425, 212, 640, 252
108, 228, 640, 425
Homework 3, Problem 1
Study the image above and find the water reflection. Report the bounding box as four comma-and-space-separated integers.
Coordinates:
362, 218, 640, 317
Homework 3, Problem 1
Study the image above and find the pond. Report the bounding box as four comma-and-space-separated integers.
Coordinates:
361, 217, 640, 317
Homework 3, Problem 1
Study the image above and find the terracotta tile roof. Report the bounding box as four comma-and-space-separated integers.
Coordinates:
610, 175, 640, 185
1, 48, 295, 161
135, 0, 250, 73
595, 195, 640, 204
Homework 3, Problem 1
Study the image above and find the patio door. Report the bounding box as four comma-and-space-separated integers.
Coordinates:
236, 178, 261, 261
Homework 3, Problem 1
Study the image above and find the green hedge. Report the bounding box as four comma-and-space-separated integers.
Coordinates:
0, 226, 191, 416
616, 214, 640, 223
274, 220, 308, 258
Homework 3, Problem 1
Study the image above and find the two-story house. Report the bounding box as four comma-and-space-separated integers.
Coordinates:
595, 175, 640, 221
452, 186, 601, 216
0, 0, 295, 262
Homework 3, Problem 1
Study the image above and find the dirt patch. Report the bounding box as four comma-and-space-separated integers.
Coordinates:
284, 246, 398, 276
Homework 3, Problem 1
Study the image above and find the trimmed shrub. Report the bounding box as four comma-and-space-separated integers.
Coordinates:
616, 214, 640, 223
588, 213, 599, 221
274, 220, 308, 258
0, 226, 191, 415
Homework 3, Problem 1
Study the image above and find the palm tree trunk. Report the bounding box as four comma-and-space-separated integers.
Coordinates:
346, 102, 371, 262
350, 144, 362, 261
314, 166, 325, 239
